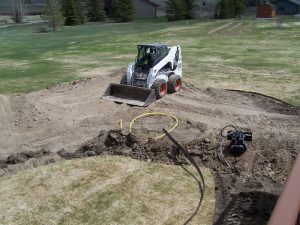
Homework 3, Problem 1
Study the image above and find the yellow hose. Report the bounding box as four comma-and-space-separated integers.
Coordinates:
129, 112, 178, 140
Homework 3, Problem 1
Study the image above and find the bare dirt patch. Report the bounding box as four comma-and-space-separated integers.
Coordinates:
0, 70, 299, 224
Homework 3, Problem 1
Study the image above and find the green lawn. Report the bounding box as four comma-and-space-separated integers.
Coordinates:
0, 16, 299, 105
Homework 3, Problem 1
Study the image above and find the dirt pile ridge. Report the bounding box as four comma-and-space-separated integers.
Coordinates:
0, 70, 299, 224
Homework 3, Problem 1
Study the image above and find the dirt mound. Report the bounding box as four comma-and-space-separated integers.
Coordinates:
0, 70, 299, 224
63, 130, 188, 164
227, 90, 299, 116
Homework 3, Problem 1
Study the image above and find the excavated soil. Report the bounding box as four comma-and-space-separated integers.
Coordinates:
0, 70, 299, 224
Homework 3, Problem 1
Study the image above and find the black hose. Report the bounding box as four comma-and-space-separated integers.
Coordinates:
163, 128, 205, 225
220, 125, 237, 137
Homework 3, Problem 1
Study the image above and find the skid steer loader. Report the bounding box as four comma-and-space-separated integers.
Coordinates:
102, 44, 182, 106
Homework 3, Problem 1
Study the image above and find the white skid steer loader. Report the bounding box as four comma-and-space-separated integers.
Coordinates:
102, 44, 182, 106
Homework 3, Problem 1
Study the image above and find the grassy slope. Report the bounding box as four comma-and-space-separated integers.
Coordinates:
0, 155, 215, 225
0, 16, 299, 104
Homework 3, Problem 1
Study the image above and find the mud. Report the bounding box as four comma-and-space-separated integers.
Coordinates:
0, 70, 299, 224
59, 130, 186, 164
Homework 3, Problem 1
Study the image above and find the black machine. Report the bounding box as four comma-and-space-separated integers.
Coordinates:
221, 125, 252, 155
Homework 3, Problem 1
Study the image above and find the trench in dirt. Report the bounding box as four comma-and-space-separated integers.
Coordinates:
0, 127, 298, 224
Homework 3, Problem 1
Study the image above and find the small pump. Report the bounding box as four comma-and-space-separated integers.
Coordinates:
221, 125, 252, 155
227, 130, 252, 155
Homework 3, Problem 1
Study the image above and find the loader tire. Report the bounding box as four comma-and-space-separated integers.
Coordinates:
168, 75, 182, 93
152, 79, 167, 99
120, 74, 127, 85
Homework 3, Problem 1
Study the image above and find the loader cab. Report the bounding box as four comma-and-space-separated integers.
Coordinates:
135, 44, 168, 72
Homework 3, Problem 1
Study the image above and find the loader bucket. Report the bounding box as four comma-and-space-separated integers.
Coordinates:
102, 83, 156, 107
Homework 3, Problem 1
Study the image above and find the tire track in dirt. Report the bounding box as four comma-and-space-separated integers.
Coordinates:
208, 22, 233, 34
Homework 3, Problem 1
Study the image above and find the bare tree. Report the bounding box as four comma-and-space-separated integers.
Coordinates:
42, 0, 64, 31
10, 0, 24, 23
